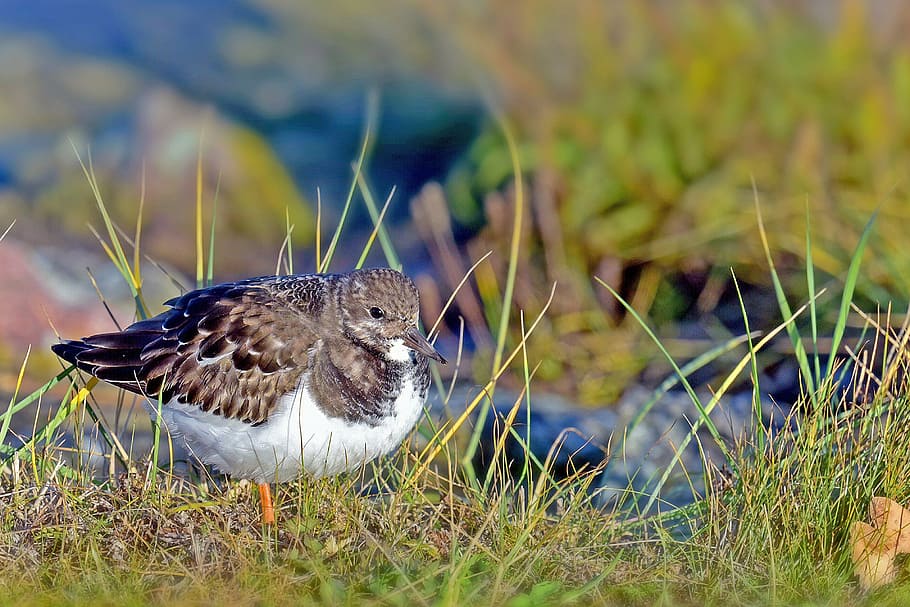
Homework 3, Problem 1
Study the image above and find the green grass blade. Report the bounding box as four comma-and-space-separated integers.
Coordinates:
0, 367, 73, 424
595, 277, 731, 463
628, 288, 819, 515
490, 116, 523, 377
207, 176, 221, 285
71, 143, 150, 319
320, 92, 378, 272
356, 174, 401, 270
805, 202, 821, 383
731, 271, 765, 454
753, 181, 817, 403
195, 131, 205, 288
461, 113, 525, 484
6, 377, 97, 466
71, 145, 134, 292
148, 379, 168, 486
824, 210, 876, 379
134, 164, 145, 289
624, 331, 760, 437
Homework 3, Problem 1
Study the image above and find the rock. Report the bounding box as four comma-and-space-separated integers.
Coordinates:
0, 237, 185, 391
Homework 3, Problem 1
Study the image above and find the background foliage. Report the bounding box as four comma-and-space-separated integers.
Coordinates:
423, 0, 910, 401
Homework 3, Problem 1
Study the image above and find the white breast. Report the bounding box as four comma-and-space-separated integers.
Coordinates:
149, 375, 427, 483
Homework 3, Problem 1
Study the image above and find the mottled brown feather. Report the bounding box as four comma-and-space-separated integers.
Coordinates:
55, 275, 327, 424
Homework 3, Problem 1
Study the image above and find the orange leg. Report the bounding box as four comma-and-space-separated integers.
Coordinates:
258, 482, 276, 525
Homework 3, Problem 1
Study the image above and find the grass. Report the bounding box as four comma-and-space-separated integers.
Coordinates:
3, 121, 910, 606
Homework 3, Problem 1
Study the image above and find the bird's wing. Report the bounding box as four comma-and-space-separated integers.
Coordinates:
55, 275, 328, 424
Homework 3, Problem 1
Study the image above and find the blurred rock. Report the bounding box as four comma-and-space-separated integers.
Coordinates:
471, 390, 614, 482
0, 237, 185, 391
6, 84, 314, 280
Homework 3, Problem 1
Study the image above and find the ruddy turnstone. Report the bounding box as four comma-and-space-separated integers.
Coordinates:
52, 268, 446, 524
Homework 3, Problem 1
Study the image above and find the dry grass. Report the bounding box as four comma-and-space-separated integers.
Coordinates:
0, 447, 636, 605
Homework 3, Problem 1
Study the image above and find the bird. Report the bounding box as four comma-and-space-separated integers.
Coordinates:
52, 267, 446, 524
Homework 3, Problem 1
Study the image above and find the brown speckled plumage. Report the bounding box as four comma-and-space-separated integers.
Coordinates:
52, 268, 442, 426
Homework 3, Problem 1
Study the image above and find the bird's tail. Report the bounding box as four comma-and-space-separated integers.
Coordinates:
51, 340, 92, 366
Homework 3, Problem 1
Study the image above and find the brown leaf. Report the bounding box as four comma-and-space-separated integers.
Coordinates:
870, 497, 910, 554
851, 521, 898, 591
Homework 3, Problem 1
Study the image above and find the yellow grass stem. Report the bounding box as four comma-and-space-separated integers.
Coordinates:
491, 115, 523, 375
134, 162, 145, 288
355, 186, 395, 270
427, 251, 493, 339
71, 377, 99, 408
460, 112, 526, 481
409, 283, 557, 485
0, 347, 30, 448
315, 188, 322, 272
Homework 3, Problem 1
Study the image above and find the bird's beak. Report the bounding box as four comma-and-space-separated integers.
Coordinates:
403, 327, 447, 364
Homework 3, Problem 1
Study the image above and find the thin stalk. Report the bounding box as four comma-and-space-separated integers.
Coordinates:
461, 114, 525, 482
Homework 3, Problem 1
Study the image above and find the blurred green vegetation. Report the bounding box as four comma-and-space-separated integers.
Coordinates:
424, 1, 910, 403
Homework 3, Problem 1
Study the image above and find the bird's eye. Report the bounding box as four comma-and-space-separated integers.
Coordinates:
369, 306, 385, 319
